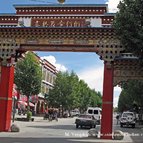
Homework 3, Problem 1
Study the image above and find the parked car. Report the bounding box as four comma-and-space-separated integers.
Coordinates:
70, 109, 80, 117
120, 111, 136, 128
75, 114, 97, 129
86, 107, 102, 124
63, 111, 69, 118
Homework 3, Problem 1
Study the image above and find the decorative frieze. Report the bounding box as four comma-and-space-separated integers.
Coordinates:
15, 5, 107, 15
113, 56, 143, 85
0, 38, 19, 66
96, 38, 124, 61
0, 27, 125, 62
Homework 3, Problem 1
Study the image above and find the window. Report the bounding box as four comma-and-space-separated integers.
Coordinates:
94, 110, 99, 114
88, 109, 93, 114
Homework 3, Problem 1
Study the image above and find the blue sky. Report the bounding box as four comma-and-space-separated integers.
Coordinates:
0, 0, 121, 107
0, 0, 108, 13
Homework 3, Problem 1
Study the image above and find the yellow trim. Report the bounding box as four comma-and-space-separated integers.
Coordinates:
0, 97, 12, 101
103, 101, 113, 104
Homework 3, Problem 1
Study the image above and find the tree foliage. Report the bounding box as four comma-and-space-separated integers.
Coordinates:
14, 52, 42, 106
47, 71, 102, 113
118, 80, 143, 112
114, 0, 143, 57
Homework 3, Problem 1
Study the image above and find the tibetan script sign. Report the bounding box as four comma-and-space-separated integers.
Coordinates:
31, 18, 90, 27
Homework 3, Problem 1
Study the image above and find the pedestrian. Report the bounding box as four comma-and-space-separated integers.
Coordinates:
48, 108, 53, 121
116, 114, 120, 125
44, 108, 49, 120
53, 109, 58, 121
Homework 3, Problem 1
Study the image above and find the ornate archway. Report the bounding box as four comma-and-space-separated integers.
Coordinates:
0, 4, 142, 139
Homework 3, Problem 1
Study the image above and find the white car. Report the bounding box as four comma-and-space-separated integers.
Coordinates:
70, 110, 80, 117
120, 111, 136, 128
86, 107, 102, 124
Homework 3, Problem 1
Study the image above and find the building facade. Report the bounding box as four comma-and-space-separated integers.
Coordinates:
36, 55, 57, 114
41, 58, 57, 96
11, 52, 57, 115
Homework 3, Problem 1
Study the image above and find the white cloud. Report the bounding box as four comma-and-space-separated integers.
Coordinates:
77, 66, 121, 107
114, 95, 119, 107
114, 87, 122, 107
114, 86, 122, 92
77, 66, 104, 92
41, 55, 67, 72
106, 0, 121, 13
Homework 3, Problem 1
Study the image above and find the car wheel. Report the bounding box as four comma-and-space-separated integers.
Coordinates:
98, 120, 100, 125
76, 124, 79, 128
132, 124, 135, 128
120, 124, 123, 128
90, 125, 92, 128
80, 125, 83, 128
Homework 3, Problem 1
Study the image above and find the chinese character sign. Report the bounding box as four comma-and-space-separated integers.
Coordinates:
31, 18, 91, 27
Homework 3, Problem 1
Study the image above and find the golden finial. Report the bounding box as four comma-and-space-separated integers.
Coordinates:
57, 0, 65, 4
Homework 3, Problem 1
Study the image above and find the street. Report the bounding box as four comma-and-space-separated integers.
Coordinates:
0, 115, 143, 143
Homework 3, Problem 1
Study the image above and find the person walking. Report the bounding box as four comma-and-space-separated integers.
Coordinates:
53, 109, 58, 121
116, 114, 120, 125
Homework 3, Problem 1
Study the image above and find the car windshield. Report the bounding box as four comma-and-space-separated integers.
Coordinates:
122, 113, 133, 117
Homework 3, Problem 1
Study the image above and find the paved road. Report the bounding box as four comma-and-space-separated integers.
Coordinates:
0, 115, 143, 143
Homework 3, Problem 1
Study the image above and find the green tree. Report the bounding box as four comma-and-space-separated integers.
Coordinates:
66, 71, 80, 110
114, 0, 143, 57
48, 71, 71, 109
76, 80, 90, 112
118, 80, 143, 112
89, 90, 102, 107
14, 52, 42, 111
48, 71, 102, 115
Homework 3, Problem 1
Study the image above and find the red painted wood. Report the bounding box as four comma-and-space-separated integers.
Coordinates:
0, 65, 14, 132
101, 62, 114, 139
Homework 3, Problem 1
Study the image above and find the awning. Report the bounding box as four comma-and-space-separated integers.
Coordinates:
18, 100, 27, 106
28, 102, 35, 107
18, 101, 35, 107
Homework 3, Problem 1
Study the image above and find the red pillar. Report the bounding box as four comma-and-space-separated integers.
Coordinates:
0, 65, 14, 131
101, 62, 114, 139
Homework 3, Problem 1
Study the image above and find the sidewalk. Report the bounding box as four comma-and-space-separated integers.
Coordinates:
135, 122, 143, 129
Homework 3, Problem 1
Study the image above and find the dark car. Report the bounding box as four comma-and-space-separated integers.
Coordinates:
120, 111, 136, 128
75, 114, 96, 129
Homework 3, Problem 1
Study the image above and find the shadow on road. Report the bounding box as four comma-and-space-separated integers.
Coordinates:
27, 124, 91, 130
0, 137, 107, 143
115, 125, 143, 143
